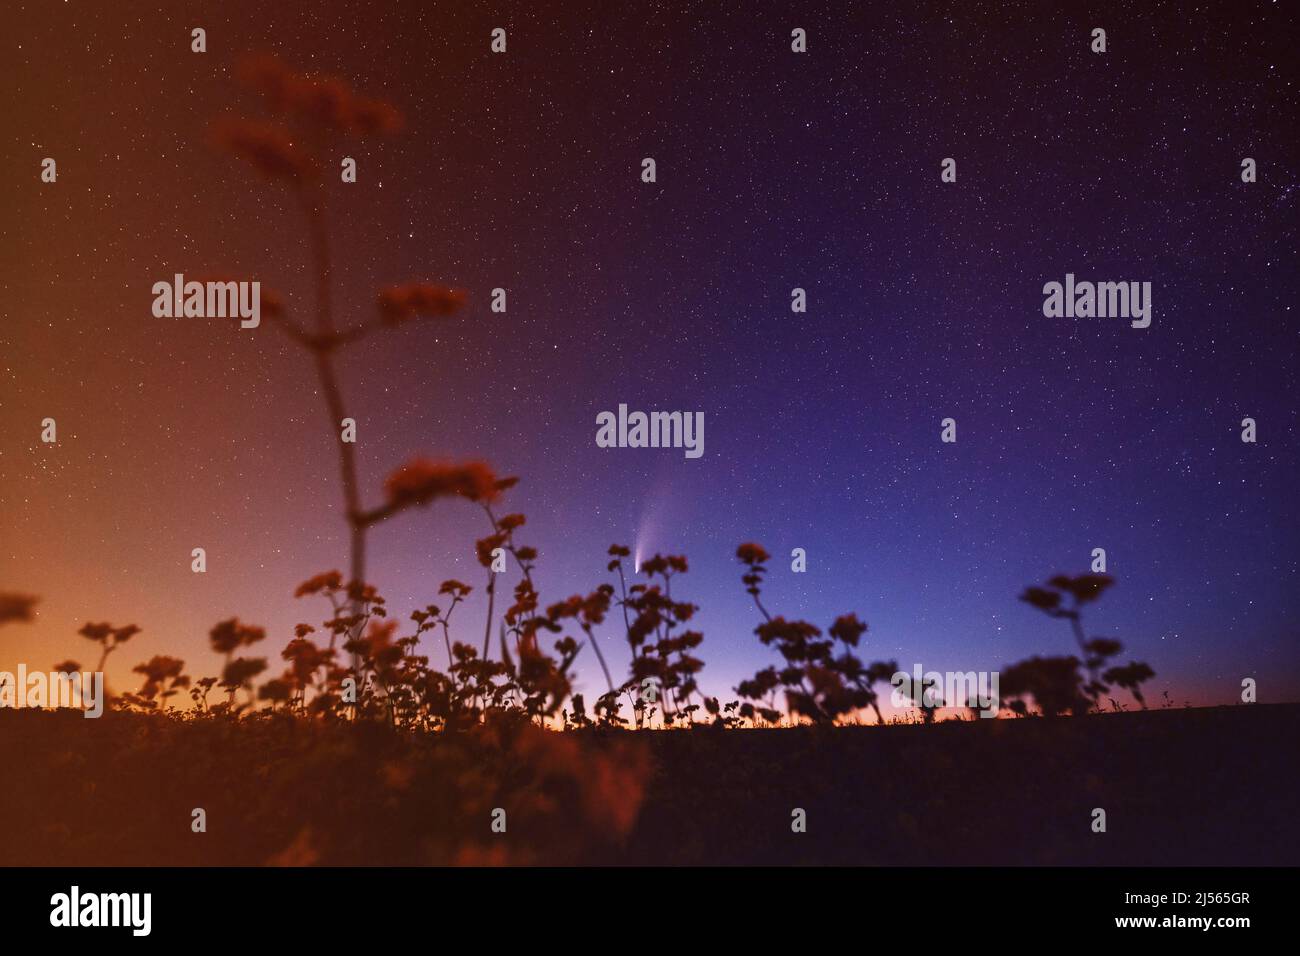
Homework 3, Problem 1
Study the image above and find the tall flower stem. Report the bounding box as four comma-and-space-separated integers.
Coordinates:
297, 184, 369, 675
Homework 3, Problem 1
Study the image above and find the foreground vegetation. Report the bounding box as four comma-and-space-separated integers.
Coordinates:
1, 703, 1292, 866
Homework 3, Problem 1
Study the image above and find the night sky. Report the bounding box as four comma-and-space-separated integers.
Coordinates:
3, 0, 1297, 713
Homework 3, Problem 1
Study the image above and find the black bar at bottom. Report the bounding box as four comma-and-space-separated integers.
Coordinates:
0, 865, 1285, 942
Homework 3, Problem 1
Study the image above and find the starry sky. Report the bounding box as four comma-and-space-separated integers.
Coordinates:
3, 0, 1297, 712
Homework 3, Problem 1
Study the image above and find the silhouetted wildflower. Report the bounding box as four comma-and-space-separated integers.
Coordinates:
210, 116, 318, 181
0, 593, 38, 625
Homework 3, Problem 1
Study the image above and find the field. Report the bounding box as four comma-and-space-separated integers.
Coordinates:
3, 702, 1295, 866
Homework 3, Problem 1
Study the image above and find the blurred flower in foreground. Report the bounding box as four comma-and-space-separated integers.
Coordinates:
209, 618, 267, 656
236, 53, 403, 135
378, 284, 466, 324
383, 459, 500, 510
0, 593, 38, 626
210, 116, 319, 182
78, 621, 141, 671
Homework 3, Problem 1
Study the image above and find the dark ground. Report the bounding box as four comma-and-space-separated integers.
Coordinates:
1, 703, 1296, 866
